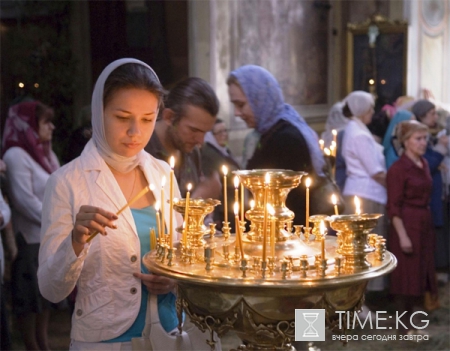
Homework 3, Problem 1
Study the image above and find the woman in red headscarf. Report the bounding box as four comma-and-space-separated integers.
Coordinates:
2, 100, 59, 350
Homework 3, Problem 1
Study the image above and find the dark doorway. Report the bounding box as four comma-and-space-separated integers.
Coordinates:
89, 0, 189, 87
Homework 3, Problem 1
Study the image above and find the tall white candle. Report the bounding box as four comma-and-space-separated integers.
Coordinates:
222, 165, 228, 224
161, 176, 166, 234
183, 183, 192, 246
169, 156, 175, 249
262, 173, 270, 263
305, 177, 312, 228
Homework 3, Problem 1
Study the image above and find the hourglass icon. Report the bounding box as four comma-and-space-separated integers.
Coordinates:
302, 312, 319, 337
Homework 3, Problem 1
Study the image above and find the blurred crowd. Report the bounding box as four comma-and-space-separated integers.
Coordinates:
1, 61, 449, 349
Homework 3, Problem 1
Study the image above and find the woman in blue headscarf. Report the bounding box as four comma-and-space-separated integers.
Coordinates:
383, 110, 415, 169
227, 65, 327, 225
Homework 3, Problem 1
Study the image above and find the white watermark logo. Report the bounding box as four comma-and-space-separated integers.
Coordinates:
295, 309, 325, 341
336, 310, 429, 330
295, 310, 430, 343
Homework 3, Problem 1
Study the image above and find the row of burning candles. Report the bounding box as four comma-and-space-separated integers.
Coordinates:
154, 163, 363, 259
319, 129, 337, 157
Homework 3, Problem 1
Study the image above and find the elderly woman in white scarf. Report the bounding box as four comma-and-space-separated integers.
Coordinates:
341, 91, 388, 293
37, 59, 187, 350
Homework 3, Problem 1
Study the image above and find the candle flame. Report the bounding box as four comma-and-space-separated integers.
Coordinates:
173, 198, 179, 204
332, 129, 337, 136
319, 139, 324, 146
331, 140, 336, 148
250, 199, 255, 209
267, 204, 275, 216
161, 176, 166, 187
264, 172, 270, 184
187, 183, 192, 191
305, 177, 312, 188
324, 148, 331, 156
155, 200, 160, 212
320, 220, 326, 235
234, 202, 239, 215
331, 193, 337, 205
354, 196, 361, 215
234, 175, 239, 188
222, 165, 228, 176
150, 183, 155, 191
169, 156, 175, 169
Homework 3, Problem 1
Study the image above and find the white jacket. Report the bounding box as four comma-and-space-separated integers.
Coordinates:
38, 140, 182, 342
342, 118, 387, 205
3, 147, 59, 244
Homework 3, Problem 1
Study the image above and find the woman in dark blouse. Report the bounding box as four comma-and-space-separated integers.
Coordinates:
227, 65, 327, 225
387, 120, 438, 334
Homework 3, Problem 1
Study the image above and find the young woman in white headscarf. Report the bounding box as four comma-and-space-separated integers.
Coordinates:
37, 59, 184, 350
341, 91, 387, 293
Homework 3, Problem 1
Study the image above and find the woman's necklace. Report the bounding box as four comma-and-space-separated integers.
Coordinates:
127, 168, 138, 201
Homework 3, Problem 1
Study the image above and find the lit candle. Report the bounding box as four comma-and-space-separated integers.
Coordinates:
268, 204, 276, 258
332, 129, 337, 145
234, 175, 239, 214
305, 177, 312, 229
169, 156, 175, 249
319, 139, 324, 151
240, 183, 244, 222
183, 183, 192, 246
222, 165, 228, 224
330, 141, 336, 157
331, 194, 339, 215
160, 176, 166, 234
320, 220, 327, 259
324, 148, 331, 157
234, 202, 244, 258
354, 196, 361, 215
262, 173, 270, 263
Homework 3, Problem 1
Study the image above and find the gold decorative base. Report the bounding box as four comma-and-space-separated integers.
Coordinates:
143, 170, 397, 350
328, 214, 381, 273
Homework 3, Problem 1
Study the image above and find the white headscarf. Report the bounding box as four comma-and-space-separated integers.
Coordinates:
203, 131, 230, 158
345, 91, 374, 118
91, 58, 160, 173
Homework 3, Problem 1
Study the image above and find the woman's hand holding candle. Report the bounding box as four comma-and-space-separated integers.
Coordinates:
85, 184, 152, 244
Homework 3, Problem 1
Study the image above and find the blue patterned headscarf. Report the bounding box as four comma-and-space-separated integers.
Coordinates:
229, 65, 325, 176
382, 110, 413, 169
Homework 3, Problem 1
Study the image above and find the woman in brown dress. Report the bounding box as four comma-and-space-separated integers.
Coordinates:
387, 120, 438, 334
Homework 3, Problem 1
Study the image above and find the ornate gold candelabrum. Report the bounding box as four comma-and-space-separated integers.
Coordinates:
173, 198, 221, 249
144, 170, 396, 351
240, 170, 303, 242
309, 214, 329, 241
327, 214, 381, 273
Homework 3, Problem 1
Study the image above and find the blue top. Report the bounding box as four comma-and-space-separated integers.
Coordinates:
382, 110, 413, 169
423, 145, 445, 226
104, 206, 178, 343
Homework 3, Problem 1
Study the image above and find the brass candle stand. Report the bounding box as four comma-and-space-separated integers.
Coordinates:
144, 170, 397, 351
327, 214, 382, 273
173, 198, 221, 249
309, 214, 329, 241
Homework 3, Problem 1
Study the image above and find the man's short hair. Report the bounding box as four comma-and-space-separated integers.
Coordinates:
165, 77, 219, 124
